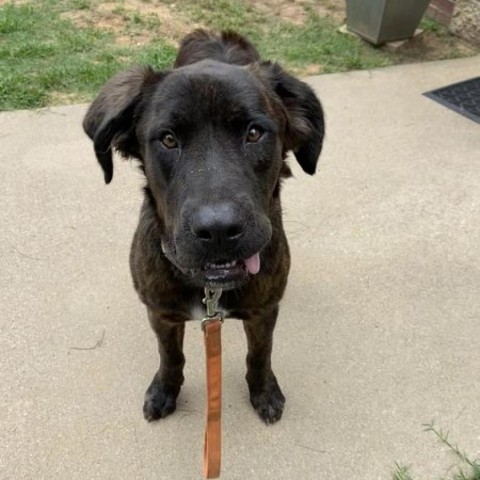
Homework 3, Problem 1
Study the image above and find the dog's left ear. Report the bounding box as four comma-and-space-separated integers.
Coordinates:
261, 62, 325, 175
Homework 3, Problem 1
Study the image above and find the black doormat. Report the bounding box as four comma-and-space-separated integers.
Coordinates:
424, 77, 480, 124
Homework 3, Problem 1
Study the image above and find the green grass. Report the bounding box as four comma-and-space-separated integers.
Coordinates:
0, 0, 475, 110
258, 15, 390, 73
0, 1, 176, 110
393, 463, 415, 480
392, 422, 480, 480
421, 17, 446, 35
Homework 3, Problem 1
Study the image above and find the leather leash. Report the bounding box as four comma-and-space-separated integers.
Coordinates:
202, 288, 223, 479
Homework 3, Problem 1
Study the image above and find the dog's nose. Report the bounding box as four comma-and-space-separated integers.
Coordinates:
190, 203, 244, 247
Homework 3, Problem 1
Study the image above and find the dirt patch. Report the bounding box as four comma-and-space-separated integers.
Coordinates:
48, 91, 88, 106
250, 0, 307, 25
0, 0, 28, 4
390, 29, 476, 63
289, 63, 324, 76
303, 0, 346, 23
248, 0, 345, 25
62, 0, 202, 47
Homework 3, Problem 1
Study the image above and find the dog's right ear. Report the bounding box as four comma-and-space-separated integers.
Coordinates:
83, 66, 165, 184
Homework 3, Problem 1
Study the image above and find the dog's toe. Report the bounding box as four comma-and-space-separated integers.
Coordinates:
249, 379, 286, 424
143, 382, 179, 421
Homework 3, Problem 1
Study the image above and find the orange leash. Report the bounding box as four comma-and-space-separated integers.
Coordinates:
203, 318, 222, 478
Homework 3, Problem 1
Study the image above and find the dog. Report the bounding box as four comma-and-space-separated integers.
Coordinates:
83, 29, 324, 424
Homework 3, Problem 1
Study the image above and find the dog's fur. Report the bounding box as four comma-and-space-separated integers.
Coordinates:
83, 30, 324, 424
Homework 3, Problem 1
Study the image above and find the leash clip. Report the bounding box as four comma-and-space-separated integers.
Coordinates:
201, 288, 223, 330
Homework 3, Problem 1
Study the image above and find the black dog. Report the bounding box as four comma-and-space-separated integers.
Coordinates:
83, 30, 324, 424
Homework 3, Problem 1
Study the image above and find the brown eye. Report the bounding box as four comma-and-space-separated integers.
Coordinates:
246, 126, 263, 143
160, 132, 178, 149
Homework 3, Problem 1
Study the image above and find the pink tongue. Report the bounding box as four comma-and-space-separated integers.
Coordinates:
244, 253, 261, 275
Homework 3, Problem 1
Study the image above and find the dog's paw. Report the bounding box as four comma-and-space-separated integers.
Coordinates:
143, 381, 180, 422
249, 377, 286, 424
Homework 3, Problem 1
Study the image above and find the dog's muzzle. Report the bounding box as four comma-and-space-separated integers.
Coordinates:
166, 201, 270, 289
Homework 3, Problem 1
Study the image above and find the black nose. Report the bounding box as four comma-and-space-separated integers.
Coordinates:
190, 203, 244, 248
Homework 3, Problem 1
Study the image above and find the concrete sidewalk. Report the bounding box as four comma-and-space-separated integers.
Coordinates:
1, 55, 480, 480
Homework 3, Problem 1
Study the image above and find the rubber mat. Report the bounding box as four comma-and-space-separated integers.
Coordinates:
424, 77, 480, 124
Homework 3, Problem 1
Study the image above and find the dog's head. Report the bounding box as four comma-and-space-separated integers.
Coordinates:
83, 30, 325, 289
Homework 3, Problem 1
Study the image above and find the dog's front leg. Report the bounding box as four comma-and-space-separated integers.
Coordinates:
243, 305, 286, 424
143, 309, 187, 421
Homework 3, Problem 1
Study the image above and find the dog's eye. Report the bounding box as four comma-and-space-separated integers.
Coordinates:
160, 133, 178, 149
246, 126, 263, 143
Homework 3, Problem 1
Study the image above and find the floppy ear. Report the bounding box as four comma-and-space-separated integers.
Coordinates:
261, 62, 325, 175
83, 66, 164, 184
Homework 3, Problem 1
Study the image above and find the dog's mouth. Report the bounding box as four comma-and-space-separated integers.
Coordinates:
162, 239, 262, 289
203, 253, 260, 275
197, 252, 260, 289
